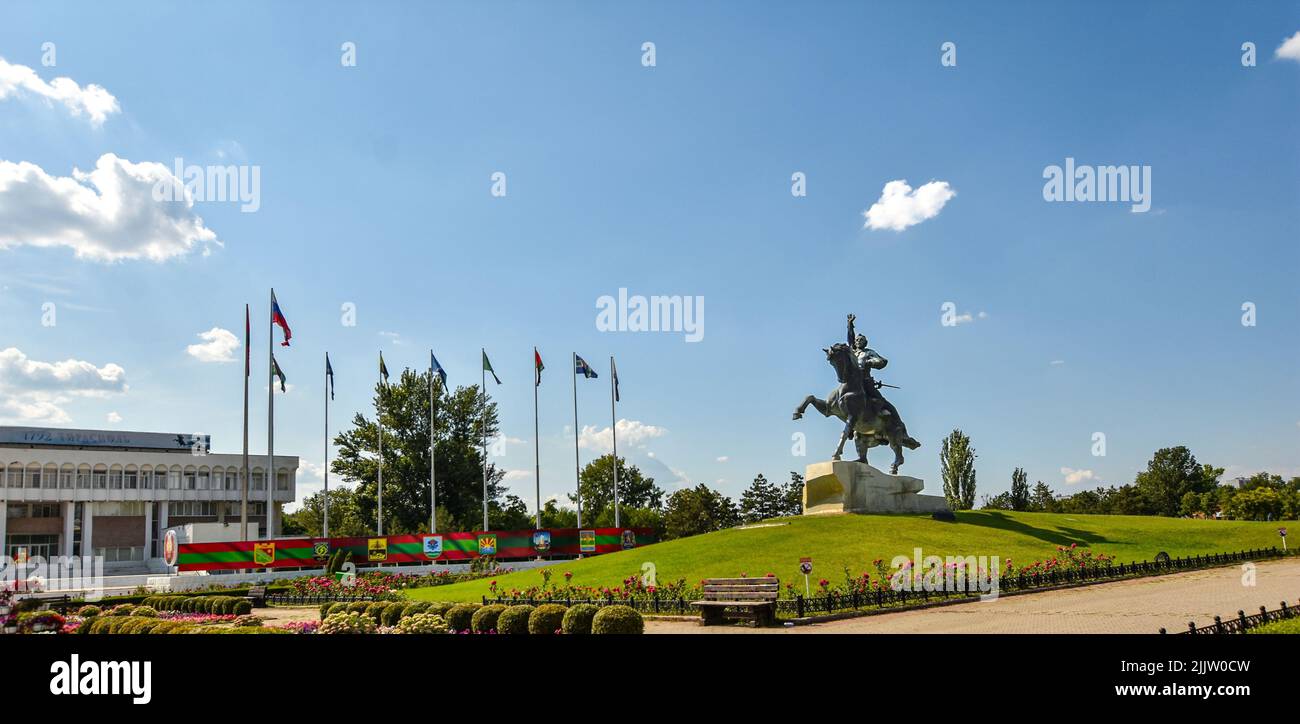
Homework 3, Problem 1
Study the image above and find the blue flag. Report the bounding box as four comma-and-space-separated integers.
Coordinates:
575, 355, 598, 379
325, 354, 335, 400
431, 351, 447, 388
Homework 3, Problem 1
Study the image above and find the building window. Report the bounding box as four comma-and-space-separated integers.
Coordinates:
93, 472, 107, 489
168, 471, 181, 490
125, 471, 138, 489
42, 471, 57, 489
60, 471, 74, 489
154, 471, 167, 490
95, 546, 144, 563
109, 471, 123, 489
26, 470, 41, 488
77, 472, 90, 489
6, 469, 20, 488
277, 471, 289, 491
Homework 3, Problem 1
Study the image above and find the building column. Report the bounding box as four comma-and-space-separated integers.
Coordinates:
62, 501, 75, 558
80, 502, 94, 558
158, 500, 168, 534
143, 502, 153, 560
0, 501, 7, 557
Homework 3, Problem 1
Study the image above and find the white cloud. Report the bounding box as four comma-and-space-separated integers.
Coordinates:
1050, 360, 1065, 366
503, 469, 531, 481
379, 331, 403, 345
186, 327, 240, 363
579, 419, 667, 452
1060, 467, 1094, 485
0, 347, 128, 424
106, 411, 122, 423
863, 180, 955, 231
1275, 31, 1300, 62
716, 455, 729, 463
0, 57, 119, 125
0, 154, 220, 262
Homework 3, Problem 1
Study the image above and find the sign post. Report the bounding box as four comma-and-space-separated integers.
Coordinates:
1281, 527, 1288, 552
799, 556, 813, 597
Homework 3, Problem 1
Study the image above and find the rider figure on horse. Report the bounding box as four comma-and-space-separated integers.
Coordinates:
847, 313, 917, 447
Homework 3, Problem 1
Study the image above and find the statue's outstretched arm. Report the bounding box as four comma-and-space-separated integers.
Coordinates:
847, 314, 856, 346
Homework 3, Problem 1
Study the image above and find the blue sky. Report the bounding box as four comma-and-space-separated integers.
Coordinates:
1, 1, 1297, 513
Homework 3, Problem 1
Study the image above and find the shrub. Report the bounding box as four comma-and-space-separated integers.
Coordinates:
401, 601, 432, 619
77, 605, 102, 618
107, 604, 136, 617
133, 606, 159, 618
529, 604, 567, 635
232, 600, 253, 616
346, 601, 370, 615
445, 604, 480, 633
365, 602, 389, 623
471, 604, 507, 633
327, 602, 349, 618
319, 602, 335, 620
497, 605, 534, 635
381, 602, 406, 627
426, 601, 455, 618
397, 613, 450, 634
319, 612, 377, 635
561, 604, 599, 635
165, 625, 201, 634
591, 605, 644, 635
232, 615, 264, 627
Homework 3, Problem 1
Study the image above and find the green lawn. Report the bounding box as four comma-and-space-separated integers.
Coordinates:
404, 511, 1290, 603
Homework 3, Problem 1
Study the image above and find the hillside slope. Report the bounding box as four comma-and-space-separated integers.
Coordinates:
406, 511, 1287, 603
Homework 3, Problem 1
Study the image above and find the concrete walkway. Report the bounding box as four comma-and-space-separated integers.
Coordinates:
646, 558, 1300, 634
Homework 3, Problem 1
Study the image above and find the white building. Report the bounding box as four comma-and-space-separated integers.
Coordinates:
1, 426, 297, 573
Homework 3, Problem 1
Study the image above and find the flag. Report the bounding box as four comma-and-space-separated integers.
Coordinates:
379, 352, 389, 383
575, 355, 598, 379
534, 348, 544, 387
482, 350, 501, 384
325, 354, 335, 400
271, 355, 287, 393
244, 304, 250, 377
612, 357, 620, 402
270, 290, 292, 346
431, 351, 447, 388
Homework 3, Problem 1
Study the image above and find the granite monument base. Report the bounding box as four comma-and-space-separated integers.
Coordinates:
802, 460, 950, 515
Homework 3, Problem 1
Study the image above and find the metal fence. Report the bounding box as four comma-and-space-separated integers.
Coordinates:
266, 593, 378, 605
1162, 600, 1296, 634
483, 546, 1286, 620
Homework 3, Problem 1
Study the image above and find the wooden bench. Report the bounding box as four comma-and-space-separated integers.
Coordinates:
245, 585, 268, 608
691, 577, 779, 627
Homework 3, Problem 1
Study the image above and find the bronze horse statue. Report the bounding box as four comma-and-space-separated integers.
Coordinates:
793, 342, 920, 473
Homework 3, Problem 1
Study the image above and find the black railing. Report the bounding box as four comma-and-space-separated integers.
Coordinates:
1162, 600, 1296, 634
266, 593, 378, 605
483, 546, 1286, 620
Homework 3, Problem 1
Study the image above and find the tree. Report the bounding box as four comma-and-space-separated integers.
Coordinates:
782, 472, 804, 516
739, 474, 782, 523
981, 491, 1014, 510
1030, 481, 1054, 512
940, 429, 977, 510
1010, 467, 1030, 511
331, 368, 506, 534
575, 454, 663, 522
1133, 446, 1222, 517
283, 486, 370, 537
662, 484, 739, 540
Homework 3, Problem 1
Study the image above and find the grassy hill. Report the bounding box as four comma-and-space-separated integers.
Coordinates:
405, 511, 1289, 603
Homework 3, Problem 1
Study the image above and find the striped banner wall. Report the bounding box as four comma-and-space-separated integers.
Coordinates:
175, 528, 655, 571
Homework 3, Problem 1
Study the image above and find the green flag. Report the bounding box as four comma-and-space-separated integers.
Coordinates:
379, 352, 389, 382
271, 355, 287, 393
482, 349, 501, 384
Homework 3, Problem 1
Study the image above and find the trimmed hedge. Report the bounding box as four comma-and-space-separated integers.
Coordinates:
529, 604, 567, 635
591, 605, 644, 634
426, 601, 455, 619
561, 604, 599, 635
496, 605, 534, 635
470, 604, 506, 633
445, 603, 480, 632
381, 602, 406, 627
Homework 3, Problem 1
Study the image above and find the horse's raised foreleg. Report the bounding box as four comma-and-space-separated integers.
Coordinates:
793, 395, 831, 420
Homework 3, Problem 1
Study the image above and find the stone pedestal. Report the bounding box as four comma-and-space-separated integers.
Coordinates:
802, 460, 950, 515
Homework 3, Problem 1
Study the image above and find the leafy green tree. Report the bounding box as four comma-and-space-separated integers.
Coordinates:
1010, 467, 1030, 511
783, 472, 805, 516
1133, 446, 1222, 517
1030, 481, 1055, 512
981, 491, 1014, 510
331, 368, 505, 534
739, 474, 782, 523
940, 429, 977, 510
574, 454, 663, 522
662, 484, 739, 540
284, 486, 371, 537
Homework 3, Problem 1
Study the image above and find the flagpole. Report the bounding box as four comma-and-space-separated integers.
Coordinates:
323, 352, 330, 538
534, 347, 541, 530
429, 352, 437, 535
611, 355, 620, 528
572, 352, 582, 530
481, 349, 489, 532
266, 289, 274, 540
377, 353, 384, 537
241, 304, 249, 543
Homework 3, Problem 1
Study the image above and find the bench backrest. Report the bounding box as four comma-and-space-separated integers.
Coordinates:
247, 585, 267, 596
700, 577, 779, 602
